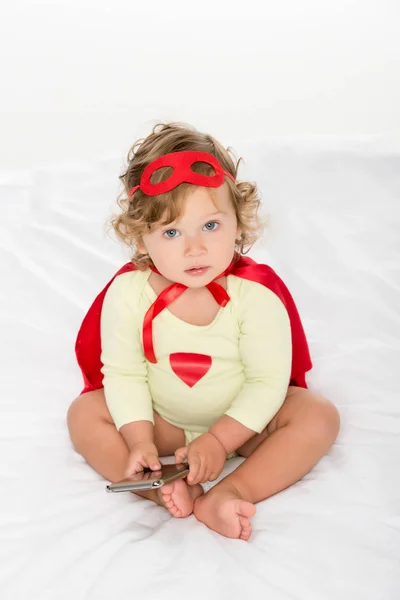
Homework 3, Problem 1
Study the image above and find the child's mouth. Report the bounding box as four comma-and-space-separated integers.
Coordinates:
185, 266, 210, 276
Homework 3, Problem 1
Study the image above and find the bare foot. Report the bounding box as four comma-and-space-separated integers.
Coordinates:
158, 479, 204, 518
193, 483, 256, 540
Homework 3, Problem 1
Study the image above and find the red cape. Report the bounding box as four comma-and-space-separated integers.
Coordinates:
75, 256, 312, 394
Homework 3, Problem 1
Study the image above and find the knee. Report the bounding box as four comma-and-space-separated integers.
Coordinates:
67, 394, 101, 453
306, 398, 340, 448
67, 390, 112, 453
66, 396, 85, 452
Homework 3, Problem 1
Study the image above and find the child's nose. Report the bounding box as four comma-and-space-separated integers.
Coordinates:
184, 234, 207, 256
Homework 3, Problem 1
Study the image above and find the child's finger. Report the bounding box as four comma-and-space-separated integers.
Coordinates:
196, 460, 208, 484
144, 453, 161, 471
125, 458, 141, 478
175, 446, 188, 464
204, 466, 213, 482
208, 467, 220, 482
187, 455, 201, 484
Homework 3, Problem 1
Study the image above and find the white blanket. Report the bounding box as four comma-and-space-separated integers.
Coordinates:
1, 138, 399, 599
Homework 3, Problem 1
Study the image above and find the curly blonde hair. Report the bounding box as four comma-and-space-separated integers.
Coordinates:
111, 122, 264, 270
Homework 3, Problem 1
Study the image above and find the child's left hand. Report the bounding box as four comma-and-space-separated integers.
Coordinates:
174, 432, 227, 485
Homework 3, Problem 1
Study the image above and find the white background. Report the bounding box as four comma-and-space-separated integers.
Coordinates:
0, 0, 399, 170
1, 2, 400, 597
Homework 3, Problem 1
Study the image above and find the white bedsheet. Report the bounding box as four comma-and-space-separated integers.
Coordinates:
1, 138, 399, 599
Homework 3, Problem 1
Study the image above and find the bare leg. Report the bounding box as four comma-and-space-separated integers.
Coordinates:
67, 390, 203, 516
193, 386, 340, 540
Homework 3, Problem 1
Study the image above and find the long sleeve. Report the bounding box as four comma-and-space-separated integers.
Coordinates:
100, 273, 154, 430
224, 279, 292, 433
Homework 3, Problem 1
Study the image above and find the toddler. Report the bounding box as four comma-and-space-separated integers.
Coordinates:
68, 122, 340, 541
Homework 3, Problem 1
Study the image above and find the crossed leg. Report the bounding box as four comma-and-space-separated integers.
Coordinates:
67, 385, 339, 540
67, 390, 202, 516
193, 385, 340, 540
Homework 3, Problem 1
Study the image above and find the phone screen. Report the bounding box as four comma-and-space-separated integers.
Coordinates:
130, 463, 188, 482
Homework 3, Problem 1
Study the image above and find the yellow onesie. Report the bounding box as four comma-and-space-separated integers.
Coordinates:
100, 269, 292, 450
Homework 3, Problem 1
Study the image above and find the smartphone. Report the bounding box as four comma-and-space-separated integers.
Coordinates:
106, 463, 190, 492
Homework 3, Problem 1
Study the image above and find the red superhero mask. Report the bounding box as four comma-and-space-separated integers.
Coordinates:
128, 151, 235, 197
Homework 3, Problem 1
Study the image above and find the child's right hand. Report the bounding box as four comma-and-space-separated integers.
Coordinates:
124, 441, 161, 478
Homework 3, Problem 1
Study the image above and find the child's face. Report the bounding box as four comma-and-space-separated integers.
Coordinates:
138, 183, 241, 287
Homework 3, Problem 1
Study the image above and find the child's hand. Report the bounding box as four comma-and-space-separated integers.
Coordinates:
174, 433, 227, 485
124, 441, 161, 478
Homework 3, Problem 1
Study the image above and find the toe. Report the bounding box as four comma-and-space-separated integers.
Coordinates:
239, 529, 251, 541
159, 480, 195, 519
170, 506, 182, 517
238, 515, 252, 541
239, 500, 256, 518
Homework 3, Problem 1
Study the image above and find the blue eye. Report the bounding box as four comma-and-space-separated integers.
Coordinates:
203, 221, 219, 231
163, 229, 180, 238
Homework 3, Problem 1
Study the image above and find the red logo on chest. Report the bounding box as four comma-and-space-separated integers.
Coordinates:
169, 353, 212, 387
